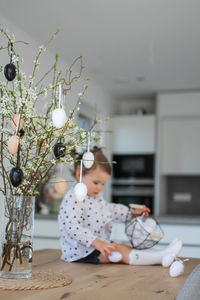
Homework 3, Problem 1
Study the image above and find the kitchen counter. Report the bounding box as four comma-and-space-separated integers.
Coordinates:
35, 213, 200, 225
157, 215, 200, 225
0, 249, 200, 300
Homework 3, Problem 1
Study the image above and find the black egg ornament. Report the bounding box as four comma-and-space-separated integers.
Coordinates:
10, 145, 23, 187
9, 167, 23, 187
4, 63, 16, 81
53, 142, 66, 159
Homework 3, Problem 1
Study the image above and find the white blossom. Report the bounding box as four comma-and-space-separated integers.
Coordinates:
39, 45, 46, 52
0, 28, 103, 199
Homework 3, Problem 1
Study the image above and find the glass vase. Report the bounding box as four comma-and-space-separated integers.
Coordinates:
0, 195, 35, 279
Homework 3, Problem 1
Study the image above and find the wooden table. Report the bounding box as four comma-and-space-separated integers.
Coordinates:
0, 249, 199, 300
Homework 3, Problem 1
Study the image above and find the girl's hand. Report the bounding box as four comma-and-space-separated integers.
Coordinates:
131, 205, 150, 218
91, 238, 118, 258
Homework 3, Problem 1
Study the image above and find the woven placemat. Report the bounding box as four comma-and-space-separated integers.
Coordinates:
0, 271, 72, 290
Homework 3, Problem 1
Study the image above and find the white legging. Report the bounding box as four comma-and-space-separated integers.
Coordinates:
129, 238, 182, 265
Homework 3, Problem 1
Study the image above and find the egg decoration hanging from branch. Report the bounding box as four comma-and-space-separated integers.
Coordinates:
8, 114, 22, 155
82, 133, 94, 168
52, 83, 66, 129
4, 43, 16, 81
54, 162, 67, 195
9, 145, 23, 187
52, 108, 67, 129
11, 114, 24, 132
8, 135, 20, 155
74, 160, 87, 201
53, 139, 66, 159
55, 178, 67, 195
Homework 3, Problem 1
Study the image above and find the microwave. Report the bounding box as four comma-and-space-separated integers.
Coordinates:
112, 154, 154, 179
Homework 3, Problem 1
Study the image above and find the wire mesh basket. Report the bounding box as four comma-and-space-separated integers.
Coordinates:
125, 211, 164, 250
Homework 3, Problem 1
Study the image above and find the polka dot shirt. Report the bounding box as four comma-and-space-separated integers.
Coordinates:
58, 188, 129, 262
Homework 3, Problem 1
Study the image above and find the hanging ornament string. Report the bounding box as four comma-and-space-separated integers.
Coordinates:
83, 132, 94, 169
15, 114, 21, 135
87, 132, 90, 152
80, 159, 83, 183
10, 43, 13, 64
16, 144, 21, 168
58, 83, 62, 109
60, 161, 64, 176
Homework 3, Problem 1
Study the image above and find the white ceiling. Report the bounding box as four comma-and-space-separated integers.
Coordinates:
1, 0, 200, 100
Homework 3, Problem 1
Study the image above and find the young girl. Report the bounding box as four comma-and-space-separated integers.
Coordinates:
58, 147, 182, 265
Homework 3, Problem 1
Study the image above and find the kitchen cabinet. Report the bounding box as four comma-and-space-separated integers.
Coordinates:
111, 115, 155, 154
161, 118, 200, 174
33, 218, 60, 250
157, 92, 200, 117
155, 92, 200, 216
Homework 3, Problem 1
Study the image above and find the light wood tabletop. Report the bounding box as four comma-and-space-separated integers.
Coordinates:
0, 249, 199, 300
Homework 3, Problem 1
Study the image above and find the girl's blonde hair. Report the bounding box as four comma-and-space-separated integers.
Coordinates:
71, 146, 111, 176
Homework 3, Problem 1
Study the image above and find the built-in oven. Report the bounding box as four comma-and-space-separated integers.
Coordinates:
112, 154, 155, 213
112, 154, 154, 179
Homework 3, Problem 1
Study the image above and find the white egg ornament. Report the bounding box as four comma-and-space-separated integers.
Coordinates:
169, 260, 184, 277
132, 229, 141, 239
8, 135, 20, 154
52, 108, 67, 129
135, 221, 142, 231
55, 178, 67, 195
83, 151, 94, 168
74, 182, 87, 201
108, 252, 122, 263
58, 116, 69, 132
143, 223, 154, 234
145, 218, 156, 231
136, 235, 146, 245
162, 253, 176, 267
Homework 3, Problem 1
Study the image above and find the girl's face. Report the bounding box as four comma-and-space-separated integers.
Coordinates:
76, 165, 110, 197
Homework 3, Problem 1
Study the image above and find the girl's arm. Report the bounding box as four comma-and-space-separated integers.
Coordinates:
106, 202, 150, 222
91, 238, 118, 258
106, 202, 130, 222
